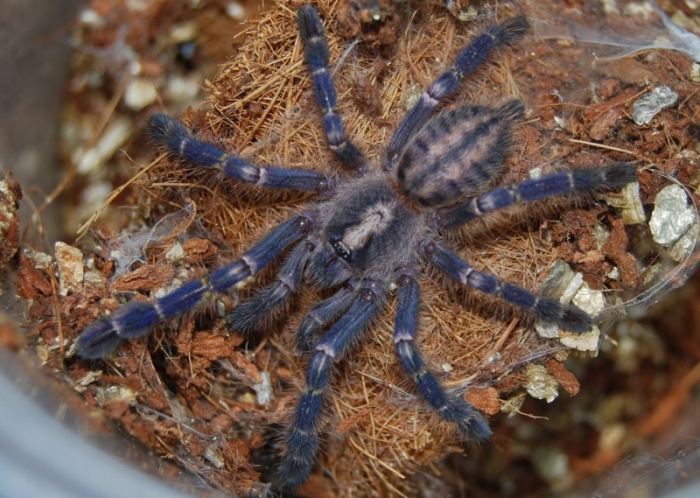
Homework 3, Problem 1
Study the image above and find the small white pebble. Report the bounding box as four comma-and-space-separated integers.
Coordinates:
524, 364, 559, 403
533, 447, 571, 487
83, 270, 105, 291
169, 21, 199, 44
164, 75, 201, 105
528, 166, 543, 179
79, 8, 103, 27
622, 2, 653, 17
26, 249, 53, 270
649, 184, 695, 245
632, 86, 678, 125
77, 116, 134, 174
127, 60, 142, 77
560, 326, 600, 352
402, 84, 422, 112
225, 1, 245, 20
126, 0, 149, 11
55, 242, 84, 296
78, 182, 113, 222
668, 221, 699, 261
620, 182, 646, 225
691, 62, 700, 83
601, 181, 645, 225
599, 423, 627, 452
123, 77, 158, 111
602, 0, 620, 14
572, 282, 605, 316
154, 278, 182, 299
560, 273, 584, 305
253, 371, 274, 407
77, 370, 103, 387
204, 447, 225, 469
165, 242, 185, 263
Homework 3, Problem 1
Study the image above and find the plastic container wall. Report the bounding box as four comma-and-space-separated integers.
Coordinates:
0, 2, 192, 497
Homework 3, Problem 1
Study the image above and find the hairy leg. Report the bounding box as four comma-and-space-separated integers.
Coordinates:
439, 163, 637, 228
298, 5, 367, 173
76, 213, 316, 358
394, 270, 491, 439
423, 241, 591, 333
227, 240, 314, 333
278, 280, 384, 488
149, 114, 331, 193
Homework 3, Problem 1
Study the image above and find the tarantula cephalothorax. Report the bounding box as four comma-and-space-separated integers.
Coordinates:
77, 4, 637, 488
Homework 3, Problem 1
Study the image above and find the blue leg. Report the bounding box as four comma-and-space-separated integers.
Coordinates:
76, 213, 316, 359
296, 281, 357, 353
227, 240, 313, 334
423, 241, 591, 333
383, 16, 530, 170
306, 243, 354, 288
394, 272, 491, 439
148, 114, 331, 193
297, 5, 368, 173
439, 163, 637, 228
278, 280, 384, 488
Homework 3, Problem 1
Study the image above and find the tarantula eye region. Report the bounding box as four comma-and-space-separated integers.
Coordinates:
331, 239, 352, 260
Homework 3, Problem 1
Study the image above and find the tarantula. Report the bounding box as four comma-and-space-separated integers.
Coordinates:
77, 4, 636, 488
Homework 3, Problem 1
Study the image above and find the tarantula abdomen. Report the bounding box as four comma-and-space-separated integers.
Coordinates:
397, 100, 526, 207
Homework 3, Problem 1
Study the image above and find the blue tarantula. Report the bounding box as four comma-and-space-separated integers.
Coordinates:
77, 4, 636, 488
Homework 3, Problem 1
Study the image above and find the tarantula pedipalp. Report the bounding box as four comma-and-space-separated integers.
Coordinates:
76, 4, 636, 489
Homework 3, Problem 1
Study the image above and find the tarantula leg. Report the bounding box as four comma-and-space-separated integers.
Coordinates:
423, 242, 591, 333
76, 214, 316, 359
383, 16, 530, 170
306, 242, 354, 288
148, 114, 331, 193
439, 163, 638, 228
394, 272, 492, 439
278, 280, 384, 489
298, 5, 368, 173
227, 239, 314, 334
296, 281, 357, 353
